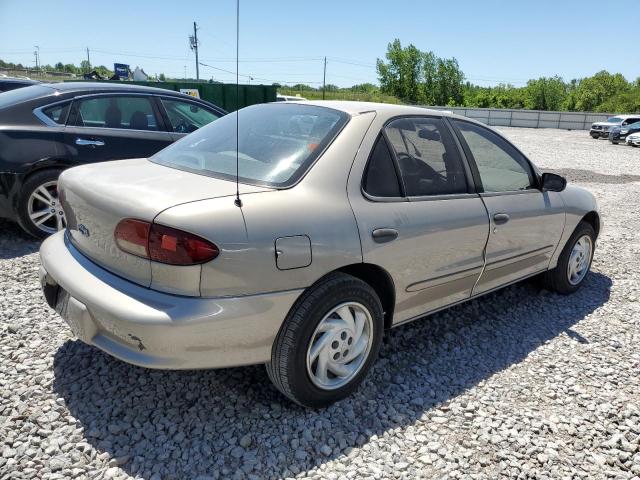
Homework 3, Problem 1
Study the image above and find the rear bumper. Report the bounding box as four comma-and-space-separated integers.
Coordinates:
39, 231, 302, 369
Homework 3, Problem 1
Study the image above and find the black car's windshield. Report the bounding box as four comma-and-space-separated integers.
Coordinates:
625, 121, 640, 129
0, 84, 55, 109
151, 103, 349, 187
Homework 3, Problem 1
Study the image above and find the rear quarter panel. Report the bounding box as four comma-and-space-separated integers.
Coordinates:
184, 111, 376, 297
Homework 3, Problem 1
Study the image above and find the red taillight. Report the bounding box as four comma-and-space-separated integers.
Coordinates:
148, 223, 219, 265
114, 219, 219, 265
114, 219, 150, 257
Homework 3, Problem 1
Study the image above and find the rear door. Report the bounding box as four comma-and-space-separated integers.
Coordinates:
156, 96, 223, 142
450, 119, 565, 295
350, 116, 490, 324
63, 93, 173, 164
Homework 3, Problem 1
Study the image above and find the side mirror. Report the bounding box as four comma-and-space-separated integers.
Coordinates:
418, 128, 441, 141
541, 172, 567, 192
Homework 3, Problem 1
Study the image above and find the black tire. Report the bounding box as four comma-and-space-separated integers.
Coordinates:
590, 134, 599, 139
543, 221, 596, 294
16, 169, 64, 239
266, 272, 384, 408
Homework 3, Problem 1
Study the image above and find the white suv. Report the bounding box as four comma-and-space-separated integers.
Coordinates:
590, 115, 640, 139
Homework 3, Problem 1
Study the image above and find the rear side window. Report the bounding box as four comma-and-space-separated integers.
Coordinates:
385, 117, 468, 196
74, 96, 159, 131
160, 98, 220, 133
41, 102, 70, 125
363, 136, 401, 197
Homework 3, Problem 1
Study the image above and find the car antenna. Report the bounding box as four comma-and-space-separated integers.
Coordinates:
233, 0, 242, 208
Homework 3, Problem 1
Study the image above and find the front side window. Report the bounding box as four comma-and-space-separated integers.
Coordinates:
363, 136, 402, 197
384, 117, 468, 196
151, 103, 348, 187
160, 98, 221, 133
74, 96, 159, 131
453, 120, 534, 192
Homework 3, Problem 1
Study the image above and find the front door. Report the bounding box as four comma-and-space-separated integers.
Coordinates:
450, 119, 565, 294
64, 94, 173, 165
350, 116, 490, 324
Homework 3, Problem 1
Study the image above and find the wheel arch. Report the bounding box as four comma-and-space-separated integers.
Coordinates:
581, 210, 600, 238
334, 263, 396, 329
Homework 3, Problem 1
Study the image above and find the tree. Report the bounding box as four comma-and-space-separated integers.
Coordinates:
524, 76, 566, 110
377, 39, 424, 103
54, 62, 64, 71
350, 83, 377, 93
573, 71, 630, 112
80, 60, 91, 72
158, 73, 166, 81
377, 39, 464, 105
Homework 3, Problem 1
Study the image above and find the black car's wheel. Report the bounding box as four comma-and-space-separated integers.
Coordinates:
266, 273, 384, 408
611, 140, 619, 145
16, 169, 66, 239
543, 221, 595, 294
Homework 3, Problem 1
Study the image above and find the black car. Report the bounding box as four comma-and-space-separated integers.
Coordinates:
609, 120, 640, 144
0, 77, 40, 92
0, 82, 226, 237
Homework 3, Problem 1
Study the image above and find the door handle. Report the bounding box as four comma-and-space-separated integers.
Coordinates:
75, 138, 105, 147
372, 228, 398, 243
493, 213, 510, 225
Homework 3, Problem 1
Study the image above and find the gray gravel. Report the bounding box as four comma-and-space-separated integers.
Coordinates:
1, 127, 640, 479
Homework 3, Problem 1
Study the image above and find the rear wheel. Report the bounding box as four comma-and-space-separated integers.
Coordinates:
17, 169, 66, 239
543, 221, 595, 294
266, 273, 384, 408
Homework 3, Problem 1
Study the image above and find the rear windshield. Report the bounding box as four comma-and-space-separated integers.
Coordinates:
0, 84, 55, 109
151, 103, 348, 187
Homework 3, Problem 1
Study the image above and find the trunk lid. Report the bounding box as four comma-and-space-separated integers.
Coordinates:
59, 158, 270, 287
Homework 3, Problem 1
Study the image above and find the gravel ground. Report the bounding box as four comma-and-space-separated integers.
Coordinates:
1, 127, 639, 480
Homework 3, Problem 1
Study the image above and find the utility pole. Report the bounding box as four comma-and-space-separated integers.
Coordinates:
184, 65, 187, 79
34, 46, 40, 70
322, 56, 327, 100
86, 47, 91, 72
189, 22, 200, 81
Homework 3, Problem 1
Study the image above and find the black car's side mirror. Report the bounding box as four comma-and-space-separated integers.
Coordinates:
541, 172, 567, 192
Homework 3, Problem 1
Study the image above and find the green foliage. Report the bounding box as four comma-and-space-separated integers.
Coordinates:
376, 39, 464, 105
158, 73, 166, 81
572, 71, 630, 111
524, 76, 566, 110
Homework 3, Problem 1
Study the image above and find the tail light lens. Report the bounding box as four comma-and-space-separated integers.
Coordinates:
114, 219, 219, 265
114, 219, 150, 257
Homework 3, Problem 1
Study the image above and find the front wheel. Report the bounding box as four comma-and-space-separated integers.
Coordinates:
543, 221, 595, 294
266, 273, 384, 408
16, 169, 66, 239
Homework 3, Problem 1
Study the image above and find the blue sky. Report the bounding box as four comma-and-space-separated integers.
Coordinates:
0, 0, 637, 88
